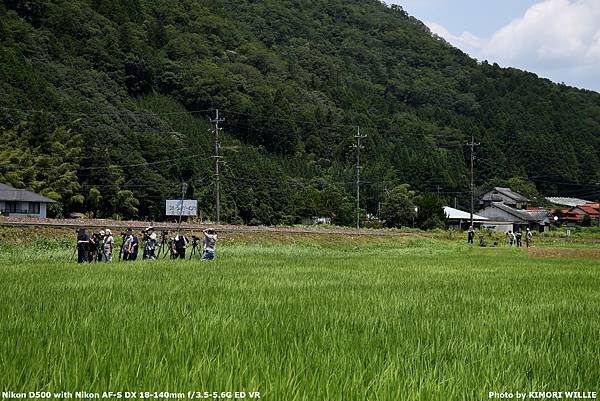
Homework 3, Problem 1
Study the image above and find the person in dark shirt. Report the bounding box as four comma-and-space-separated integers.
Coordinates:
77, 228, 91, 264
516, 229, 523, 247
467, 226, 475, 244
173, 233, 189, 259
122, 228, 139, 261
130, 232, 139, 261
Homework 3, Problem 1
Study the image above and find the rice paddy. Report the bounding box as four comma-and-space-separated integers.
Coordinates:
0, 229, 599, 400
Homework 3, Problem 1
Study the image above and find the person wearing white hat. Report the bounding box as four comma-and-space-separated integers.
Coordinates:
525, 228, 533, 248
143, 226, 158, 259
102, 229, 114, 262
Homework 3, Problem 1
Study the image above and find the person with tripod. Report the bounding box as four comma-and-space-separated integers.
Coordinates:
201, 228, 218, 261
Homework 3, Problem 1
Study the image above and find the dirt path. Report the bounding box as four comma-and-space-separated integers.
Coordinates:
528, 248, 600, 260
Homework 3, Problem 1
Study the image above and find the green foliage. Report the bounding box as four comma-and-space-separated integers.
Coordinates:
417, 194, 448, 230
380, 184, 417, 228
294, 183, 357, 226
1, 0, 600, 224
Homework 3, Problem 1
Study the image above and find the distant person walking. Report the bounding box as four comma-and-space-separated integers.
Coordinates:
526, 228, 533, 248
201, 228, 218, 260
467, 226, 475, 244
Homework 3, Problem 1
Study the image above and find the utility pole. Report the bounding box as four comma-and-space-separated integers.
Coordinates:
177, 182, 188, 233
467, 133, 480, 228
211, 109, 225, 225
353, 127, 367, 229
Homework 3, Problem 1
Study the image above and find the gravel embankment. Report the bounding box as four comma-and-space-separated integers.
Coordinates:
0, 216, 416, 237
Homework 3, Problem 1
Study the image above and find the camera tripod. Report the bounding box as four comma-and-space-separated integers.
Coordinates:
155, 231, 170, 258
188, 236, 200, 259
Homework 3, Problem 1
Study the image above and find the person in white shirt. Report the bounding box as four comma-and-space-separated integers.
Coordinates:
103, 229, 114, 262
201, 228, 218, 260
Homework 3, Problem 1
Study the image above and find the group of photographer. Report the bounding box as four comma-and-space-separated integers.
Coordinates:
76, 228, 114, 263
466, 225, 534, 248
76, 226, 217, 264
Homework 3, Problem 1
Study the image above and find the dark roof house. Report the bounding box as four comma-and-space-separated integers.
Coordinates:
477, 202, 552, 232
0, 183, 55, 218
480, 187, 530, 210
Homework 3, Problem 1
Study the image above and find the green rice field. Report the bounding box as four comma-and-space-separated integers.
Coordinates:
0, 229, 599, 401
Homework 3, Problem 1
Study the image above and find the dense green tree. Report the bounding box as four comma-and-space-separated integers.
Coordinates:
380, 184, 417, 228
416, 194, 447, 230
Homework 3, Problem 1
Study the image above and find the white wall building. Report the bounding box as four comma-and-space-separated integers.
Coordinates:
0, 183, 56, 218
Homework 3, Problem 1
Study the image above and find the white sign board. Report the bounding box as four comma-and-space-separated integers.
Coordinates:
166, 200, 198, 216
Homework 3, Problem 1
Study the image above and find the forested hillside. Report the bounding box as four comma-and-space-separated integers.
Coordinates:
1, 0, 600, 224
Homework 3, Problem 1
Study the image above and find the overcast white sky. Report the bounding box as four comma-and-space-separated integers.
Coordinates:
387, 0, 600, 93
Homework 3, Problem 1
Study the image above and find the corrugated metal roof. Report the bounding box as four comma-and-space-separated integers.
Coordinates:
443, 206, 488, 221
0, 183, 56, 203
546, 197, 593, 207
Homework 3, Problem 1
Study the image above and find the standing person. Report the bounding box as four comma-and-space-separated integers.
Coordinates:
122, 229, 134, 261
467, 226, 475, 244
96, 230, 105, 260
173, 232, 189, 259
129, 231, 140, 261
103, 229, 114, 262
201, 228, 218, 260
526, 228, 533, 248
77, 228, 91, 264
143, 227, 158, 260
516, 229, 523, 247
509, 230, 516, 247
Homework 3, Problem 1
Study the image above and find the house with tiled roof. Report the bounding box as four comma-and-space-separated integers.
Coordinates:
0, 183, 55, 218
480, 187, 529, 210
556, 209, 583, 226
477, 202, 552, 232
572, 203, 600, 225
